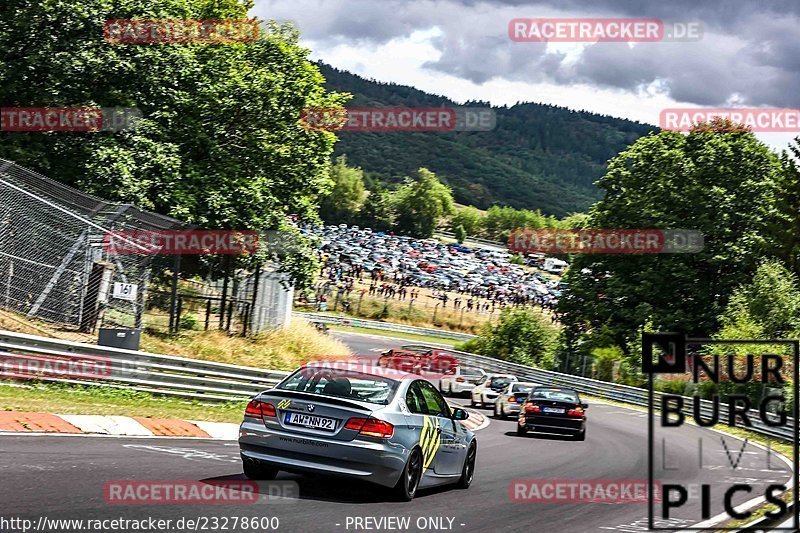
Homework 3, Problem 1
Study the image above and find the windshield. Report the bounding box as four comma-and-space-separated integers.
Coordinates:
530, 388, 580, 403
461, 367, 483, 377
278, 368, 400, 405
512, 384, 534, 393
489, 377, 513, 389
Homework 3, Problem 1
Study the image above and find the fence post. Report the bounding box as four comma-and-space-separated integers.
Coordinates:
167, 254, 181, 334
175, 297, 183, 333
204, 299, 211, 331
226, 301, 234, 331
218, 255, 233, 330
249, 263, 261, 334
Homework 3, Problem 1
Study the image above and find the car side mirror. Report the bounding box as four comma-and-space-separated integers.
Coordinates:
581, 402, 589, 409
451, 408, 469, 421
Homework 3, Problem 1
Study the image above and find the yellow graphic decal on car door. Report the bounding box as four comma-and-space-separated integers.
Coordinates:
420, 416, 442, 471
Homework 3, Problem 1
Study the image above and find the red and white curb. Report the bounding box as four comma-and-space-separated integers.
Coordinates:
0, 412, 238, 439
0, 410, 486, 439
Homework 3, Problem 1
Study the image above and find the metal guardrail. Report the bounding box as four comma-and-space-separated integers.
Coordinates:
0, 328, 792, 441
0, 328, 793, 442
0, 330, 289, 402
293, 312, 477, 341
436, 231, 506, 249
401, 344, 797, 443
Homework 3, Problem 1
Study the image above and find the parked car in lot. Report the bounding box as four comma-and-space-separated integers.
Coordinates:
493, 381, 537, 418
517, 386, 588, 440
439, 366, 486, 396
470, 374, 518, 408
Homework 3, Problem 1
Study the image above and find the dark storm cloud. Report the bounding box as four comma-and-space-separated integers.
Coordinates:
257, 0, 800, 107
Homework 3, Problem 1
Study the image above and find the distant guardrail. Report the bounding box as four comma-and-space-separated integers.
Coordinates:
293, 312, 477, 341
436, 231, 506, 249
0, 329, 288, 402
0, 328, 794, 443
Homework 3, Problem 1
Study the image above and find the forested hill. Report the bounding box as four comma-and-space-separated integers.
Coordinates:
319, 63, 658, 217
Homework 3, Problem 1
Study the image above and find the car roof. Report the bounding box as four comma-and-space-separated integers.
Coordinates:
532, 386, 579, 393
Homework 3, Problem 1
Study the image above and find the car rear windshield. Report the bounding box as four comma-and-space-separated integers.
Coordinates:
278, 368, 400, 405
530, 388, 579, 403
461, 367, 483, 377
512, 384, 534, 393
490, 377, 513, 388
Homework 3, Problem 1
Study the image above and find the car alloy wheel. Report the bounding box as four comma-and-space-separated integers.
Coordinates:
458, 442, 477, 489
394, 449, 422, 501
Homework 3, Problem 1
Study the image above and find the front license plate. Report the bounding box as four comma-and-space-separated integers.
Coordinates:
542, 407, 565, 414
285, 412, 336, 430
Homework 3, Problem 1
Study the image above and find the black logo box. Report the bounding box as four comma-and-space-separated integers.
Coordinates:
643, 333, 799, 531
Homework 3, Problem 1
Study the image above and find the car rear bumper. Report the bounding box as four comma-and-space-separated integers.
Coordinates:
450, 382, 477, 393
239, 421, 407, 488
521, 415, 585, 434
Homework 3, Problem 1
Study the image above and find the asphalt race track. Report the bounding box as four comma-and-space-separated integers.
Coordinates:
0, 331, 792, 533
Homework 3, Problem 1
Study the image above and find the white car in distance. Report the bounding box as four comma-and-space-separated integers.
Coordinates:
470, 374, 518, 408
439, 366, 486, 396
494, 381, 538, 418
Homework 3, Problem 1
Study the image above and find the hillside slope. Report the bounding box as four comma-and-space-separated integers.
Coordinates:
320, 63, 658, 216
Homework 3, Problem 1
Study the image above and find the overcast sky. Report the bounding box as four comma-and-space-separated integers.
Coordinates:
254, 0, 799, 153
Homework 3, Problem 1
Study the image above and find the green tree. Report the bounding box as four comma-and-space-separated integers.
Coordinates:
319, 156, 365, 225
769, 138, 800, 276
453, 224, 467, 244
357, 185, 395, 232
559, 124, 784, 348
450, 206, 483, 236
393, 168, 454, 238
461, 308, 557, 367
718, 260, 800, 339
481, 205, 548, 241
0, 2, 346, 287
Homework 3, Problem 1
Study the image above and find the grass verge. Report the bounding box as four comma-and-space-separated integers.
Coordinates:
138, 319, 351, 370
0, 382, 246, 423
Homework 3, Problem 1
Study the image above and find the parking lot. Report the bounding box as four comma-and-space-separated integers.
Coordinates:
305, 225, 567, 317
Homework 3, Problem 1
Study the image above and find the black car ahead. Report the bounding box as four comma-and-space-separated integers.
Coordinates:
516, 386, 587, 441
